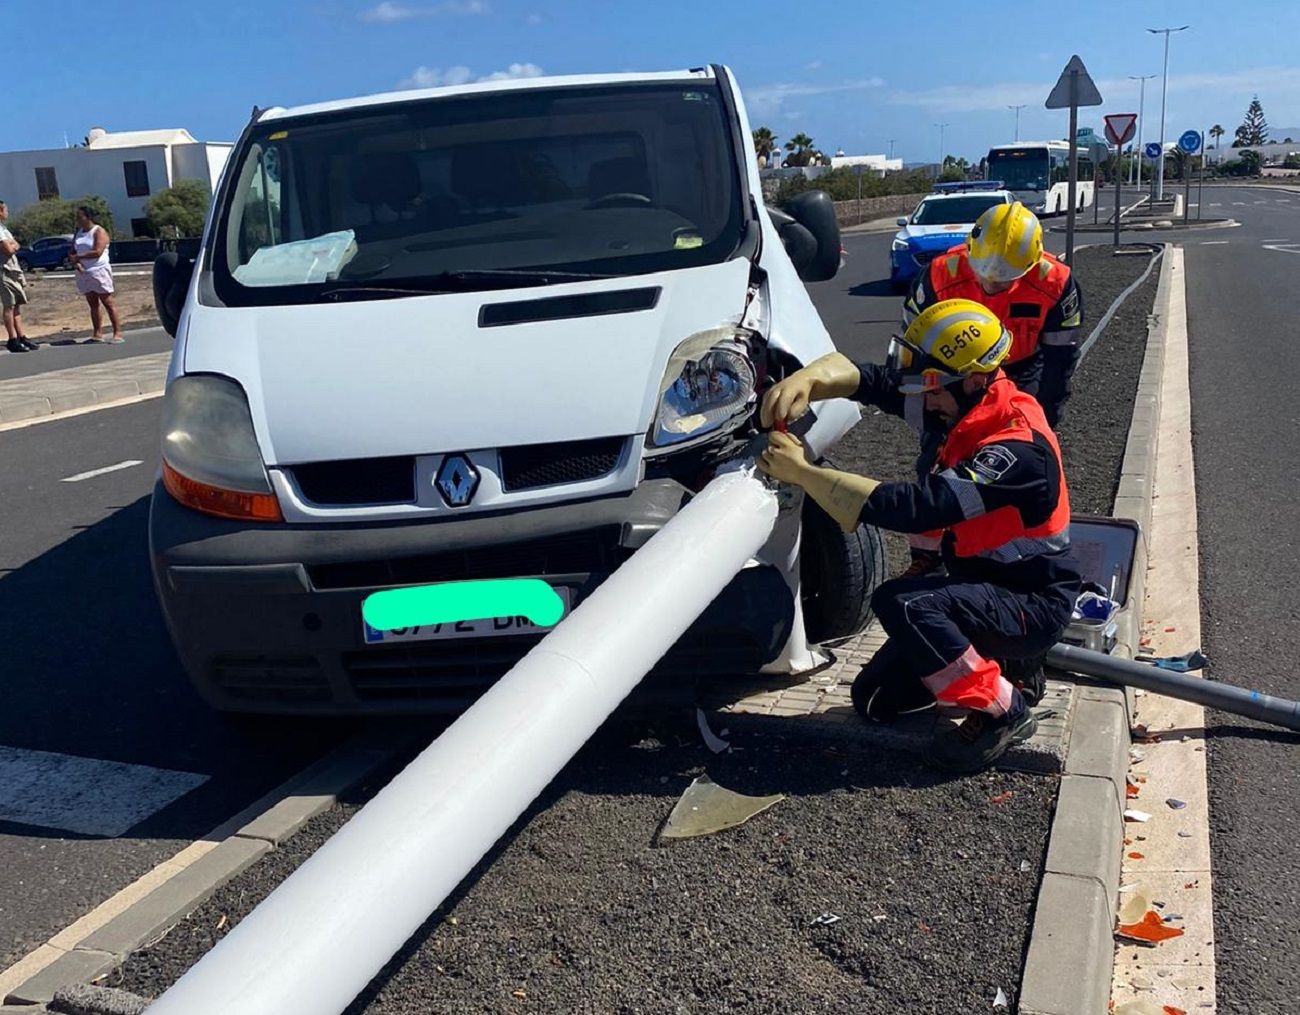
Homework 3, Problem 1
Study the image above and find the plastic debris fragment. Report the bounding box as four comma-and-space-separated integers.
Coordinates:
1128, 851, 1145, 860
695, 708, 731, 754
993, 986, 1009, 1008
1127, 782, 1141, 799
1019, 859, 1032, 873
660, 775, 784, 840
1116, 910, 1186, 944
990, 791, 1014, 805
1119, 887, 1153, 925
1178, 831, 1192, 838
1167, 798, 1186, 810
1134, 649, 1207, 672
1125, 809, 1152, 823
810, 912, 841, 927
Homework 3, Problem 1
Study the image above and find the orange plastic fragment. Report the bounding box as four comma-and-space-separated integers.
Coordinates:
1164, 1007, 1187, 1015
1127, 783, 1140, 798
1128, 851, 1145, 859
990, 791, 1014, 805
1116, 910, 1185, 944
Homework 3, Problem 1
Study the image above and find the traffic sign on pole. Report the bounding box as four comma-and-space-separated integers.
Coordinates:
1178, 129, 1202, 154
1045, 55, 1103, 266
1145, 142, 1163, 160
1104, 113, 1138, 146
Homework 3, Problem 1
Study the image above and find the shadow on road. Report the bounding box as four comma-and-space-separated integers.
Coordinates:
848, 279, 903, 299
0, 495, 347, 841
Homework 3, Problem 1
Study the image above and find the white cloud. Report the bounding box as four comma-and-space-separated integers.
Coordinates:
398, 62, 543, 88
887, 67, 1300, 115
525, 12, 544, 25
746, 77, 885, 118
360, 0, 488, 22
479, 62, 545, 81
805, 60, 823, 70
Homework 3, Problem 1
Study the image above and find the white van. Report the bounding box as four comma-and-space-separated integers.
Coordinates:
149, 66, 884, 714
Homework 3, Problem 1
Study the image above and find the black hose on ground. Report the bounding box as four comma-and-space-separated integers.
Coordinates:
1047, 643, 1300, 733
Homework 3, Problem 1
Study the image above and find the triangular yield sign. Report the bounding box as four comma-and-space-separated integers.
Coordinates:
1104, 113, 1138, 145
1046, 55, 1103, 109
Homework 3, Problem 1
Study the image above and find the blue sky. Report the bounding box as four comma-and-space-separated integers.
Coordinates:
8, 0, 1300, 160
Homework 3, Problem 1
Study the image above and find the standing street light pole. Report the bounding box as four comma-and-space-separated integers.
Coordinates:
887, 138, 898, 160
934, 122, 949, 180
1008, 104, 1026, 142
1129, 74, 1157, 186
1147, 25, 1189, 200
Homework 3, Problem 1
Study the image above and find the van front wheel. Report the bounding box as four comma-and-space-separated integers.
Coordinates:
799, 490, 887, 645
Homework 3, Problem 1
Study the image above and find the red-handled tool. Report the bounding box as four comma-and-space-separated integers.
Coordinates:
774, 417, 788, 434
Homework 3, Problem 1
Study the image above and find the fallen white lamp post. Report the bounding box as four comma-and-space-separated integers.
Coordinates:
146, 470, 780, 1015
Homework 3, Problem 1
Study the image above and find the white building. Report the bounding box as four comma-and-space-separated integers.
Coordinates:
0, 127, 232, 237
829, 153, 905, 174
1204, 141, 1300, 165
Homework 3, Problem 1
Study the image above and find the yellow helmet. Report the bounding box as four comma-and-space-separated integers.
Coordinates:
887, 298, 1012, 394
968, 201, 1043, 284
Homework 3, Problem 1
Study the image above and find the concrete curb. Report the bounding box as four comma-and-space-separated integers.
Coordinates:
2, 737, 402, 1007
0, 352, 171, 425
1017, 244, 1175, 1014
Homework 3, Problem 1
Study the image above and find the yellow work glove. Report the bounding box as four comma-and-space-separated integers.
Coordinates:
759, 352, 861, 429
758, 431, 880, 533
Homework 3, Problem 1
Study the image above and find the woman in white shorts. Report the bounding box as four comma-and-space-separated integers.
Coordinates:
70, 206, 123, 343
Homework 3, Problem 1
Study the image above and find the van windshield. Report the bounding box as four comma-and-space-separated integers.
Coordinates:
212, 81, 749, 303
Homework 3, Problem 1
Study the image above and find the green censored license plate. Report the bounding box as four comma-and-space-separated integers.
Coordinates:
361, 579, 571, 645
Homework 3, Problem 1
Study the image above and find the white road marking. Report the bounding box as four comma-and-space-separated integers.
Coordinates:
1210, 202, 1223, 206
1200, 240, 1229, 245
1263, 243, 1300, 254
60, 459, 143, 483
1232, 201, 1245, 205
1262, 237, 1292, 242
0, 746, 207, 837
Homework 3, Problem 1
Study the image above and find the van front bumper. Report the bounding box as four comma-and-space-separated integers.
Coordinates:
149, 479, 793, 715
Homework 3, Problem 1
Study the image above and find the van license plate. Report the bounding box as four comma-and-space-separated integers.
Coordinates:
361, 587, 571, 645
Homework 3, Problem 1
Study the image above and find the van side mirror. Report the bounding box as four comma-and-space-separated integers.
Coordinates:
153, 252, 195, 338
768, 190, 842, 283
896, 216, 909, 226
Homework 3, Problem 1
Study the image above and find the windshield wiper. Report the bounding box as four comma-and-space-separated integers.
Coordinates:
319, 268, 615, 302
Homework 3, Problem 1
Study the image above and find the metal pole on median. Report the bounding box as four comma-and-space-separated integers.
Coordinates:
1184, 154, 1192, 223
1066, 76, 1078, 264
143, 470, 781, 1015
1198, 131, 1205, 219
1148, 26, 1189, 201
1114, 150, 1123, 247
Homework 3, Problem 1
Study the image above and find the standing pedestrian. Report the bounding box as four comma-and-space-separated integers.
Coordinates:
69, 206, 123, 344
0, 199, 37, 353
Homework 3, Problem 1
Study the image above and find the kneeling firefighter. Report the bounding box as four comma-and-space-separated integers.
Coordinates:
758, 299, 1082, 772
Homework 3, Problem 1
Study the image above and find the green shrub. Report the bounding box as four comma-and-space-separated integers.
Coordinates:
144, 180, 211, 238
8, 195, 114, 245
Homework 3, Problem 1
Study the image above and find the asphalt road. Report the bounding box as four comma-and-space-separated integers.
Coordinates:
0, 399, 350, 971
1179, 185, 1300, 1012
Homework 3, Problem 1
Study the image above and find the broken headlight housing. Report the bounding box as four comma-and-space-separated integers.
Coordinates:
646, 328, 757, 453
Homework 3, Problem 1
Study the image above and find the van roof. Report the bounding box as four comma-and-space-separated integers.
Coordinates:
258, 68, 717, 123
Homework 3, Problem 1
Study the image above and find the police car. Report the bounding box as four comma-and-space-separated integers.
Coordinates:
889, 181, 1014, 291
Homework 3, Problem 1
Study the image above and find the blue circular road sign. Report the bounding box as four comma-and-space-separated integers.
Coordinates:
1144, 142, 1163, 160
1179, 130, 1203, 154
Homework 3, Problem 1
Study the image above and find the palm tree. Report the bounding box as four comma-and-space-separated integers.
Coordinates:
752, 126, 778, 165
1209, 124, 1225, 149
784, 132, 815, 166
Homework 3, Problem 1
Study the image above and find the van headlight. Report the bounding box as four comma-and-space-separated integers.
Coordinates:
647, 328, 756, 451
892, 236, 911, 251
160, 375, 283, 522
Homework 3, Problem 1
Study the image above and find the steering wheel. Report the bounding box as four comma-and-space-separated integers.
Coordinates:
586, 192, 653, 210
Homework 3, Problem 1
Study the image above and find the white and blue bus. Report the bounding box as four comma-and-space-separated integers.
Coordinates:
985, 141, 1094, 216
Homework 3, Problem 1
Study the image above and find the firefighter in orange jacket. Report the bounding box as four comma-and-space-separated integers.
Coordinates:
903, 202, 1083, 428
758, 299, 1081, 773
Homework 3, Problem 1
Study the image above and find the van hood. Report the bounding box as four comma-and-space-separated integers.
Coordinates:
181, 259, 753, 465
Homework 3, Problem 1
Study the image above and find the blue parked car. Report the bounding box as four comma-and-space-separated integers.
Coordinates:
16, 234, 75, 272
889, 183, 1013, 292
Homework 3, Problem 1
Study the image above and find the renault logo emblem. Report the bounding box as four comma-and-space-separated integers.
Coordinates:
435, 454, 479, 507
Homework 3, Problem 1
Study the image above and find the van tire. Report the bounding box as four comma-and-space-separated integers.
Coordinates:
800, 489, 887, 645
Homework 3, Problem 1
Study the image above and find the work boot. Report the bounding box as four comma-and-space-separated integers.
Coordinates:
927, 689, 1037, 773
852, 675, 935, 723
6, 337, 28, 353
1000, 653, 1048, 707
18, 337, 38, 351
